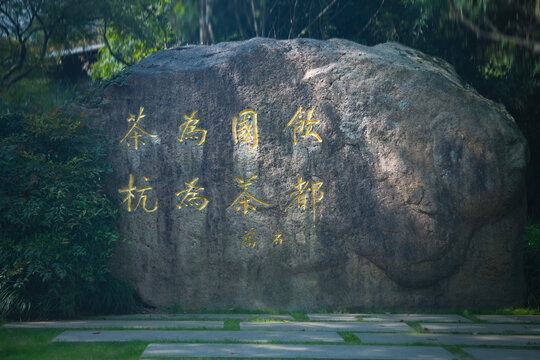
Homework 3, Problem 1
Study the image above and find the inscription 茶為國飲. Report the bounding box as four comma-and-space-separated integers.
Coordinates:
175, 177, 209, 211
118, 174, 158, 212
227, 173, 270, 214
120, 107, 158, 150
177, 110, 207, 145
285, 106, 322, 145
232, 109, 258, 148
284, 176, 324, 227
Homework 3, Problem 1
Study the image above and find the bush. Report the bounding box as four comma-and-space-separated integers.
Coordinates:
524, 222, 540, 308
0, 110, 135, 319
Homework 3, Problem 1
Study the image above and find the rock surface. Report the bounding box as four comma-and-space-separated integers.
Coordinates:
100, 38, 527, 310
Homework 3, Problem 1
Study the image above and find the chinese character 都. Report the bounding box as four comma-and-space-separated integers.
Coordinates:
120, 106, 158, 150
175, 177, 209, 210
271, 233, 283, 247
283, 176, 323, 226
227, 173, 270, 214
241, 227, 257, 248
118, 174, 158, 212
177, 110, 207, 145
285, 106, 322, 145
232, 109, 258, 148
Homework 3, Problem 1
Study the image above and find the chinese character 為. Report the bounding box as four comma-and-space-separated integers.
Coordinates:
176, 177, 209, 210
232, 109, 258, 148
118, 174, 158, 212
283, 176, 323, 226
120, 107, 158, 150
227, 173, 270, 214
177, 110, 207, 145
285, 106, 322, 145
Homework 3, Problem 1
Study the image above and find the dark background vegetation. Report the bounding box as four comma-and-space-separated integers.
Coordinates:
1, 0, 539, 318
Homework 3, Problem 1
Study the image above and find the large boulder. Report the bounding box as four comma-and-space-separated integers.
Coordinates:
100, 38, 527, 310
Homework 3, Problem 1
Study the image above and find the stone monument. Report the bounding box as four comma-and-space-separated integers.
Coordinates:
99, 38, 527, 310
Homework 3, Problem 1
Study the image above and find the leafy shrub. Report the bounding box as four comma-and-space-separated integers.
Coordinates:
524, 222, 540, 308
0, 110, 135, 319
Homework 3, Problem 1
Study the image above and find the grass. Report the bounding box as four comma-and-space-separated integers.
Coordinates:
2, 311, 540, 359
0, 329, 146, 360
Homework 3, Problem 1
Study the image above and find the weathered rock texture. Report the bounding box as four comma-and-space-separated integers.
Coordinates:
100, 38, 527, 310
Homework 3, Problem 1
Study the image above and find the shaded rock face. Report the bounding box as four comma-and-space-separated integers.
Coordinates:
101, 38, 527, 310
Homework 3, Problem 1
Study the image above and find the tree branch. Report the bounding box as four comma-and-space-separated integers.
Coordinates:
449, 0, 540, 53
358, 0, 385, 36
296, 0, 338, 38
102, 20, 132, 66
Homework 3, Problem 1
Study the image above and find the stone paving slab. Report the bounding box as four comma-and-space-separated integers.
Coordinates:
355, 332, 540, 346
463, 348, 540, 360
141, 343, 454, 359
103, 313, 293, 320
420, 323, 540, 334
475, 315, 540, 323
52, 330, 344, 343
240, 321, 412, 332
307, 314, 361, 321
2, 320, 222, 329
361, 314, 470, 323
308, 313, 470, 323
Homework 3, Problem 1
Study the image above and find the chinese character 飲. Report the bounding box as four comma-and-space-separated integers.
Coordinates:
285, 106, 322, 145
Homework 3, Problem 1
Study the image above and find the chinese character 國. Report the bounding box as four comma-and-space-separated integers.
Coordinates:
232, 109, 258, 148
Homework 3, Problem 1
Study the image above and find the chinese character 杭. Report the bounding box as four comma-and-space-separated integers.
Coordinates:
283, 176, 324, 227
120, 106, 158, 150
118, 174, 158, 212
285, 106, 322, 145
227, 173, 270, 214
271, 233, 283, 247
241, 227, 257, 248
175, 177, 209, 210
177, 110, 207, 145
232, 109, 258, 148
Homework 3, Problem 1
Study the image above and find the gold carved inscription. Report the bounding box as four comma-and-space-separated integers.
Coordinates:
118, 174, 158, 212
120, 107, 158, 150
285, 106, 322, 145
284, 176, 324, 227
241, 227, 257, 248
175, 177, 209, 210
232, 109, 258, 148
227, 173, 270, 214
271, 233, 283, 247
177, 110, 207, 145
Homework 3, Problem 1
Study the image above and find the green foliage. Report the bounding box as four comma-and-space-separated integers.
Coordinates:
0, 109, 135, 319
525, 222, 540, 308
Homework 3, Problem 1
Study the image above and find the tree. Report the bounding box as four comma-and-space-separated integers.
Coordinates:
0, 0, 104, 89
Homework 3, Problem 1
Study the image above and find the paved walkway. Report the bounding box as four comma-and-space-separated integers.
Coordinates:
3, 313, 540, 359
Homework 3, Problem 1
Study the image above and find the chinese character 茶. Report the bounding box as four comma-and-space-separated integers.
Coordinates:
120, 107, 158, 150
